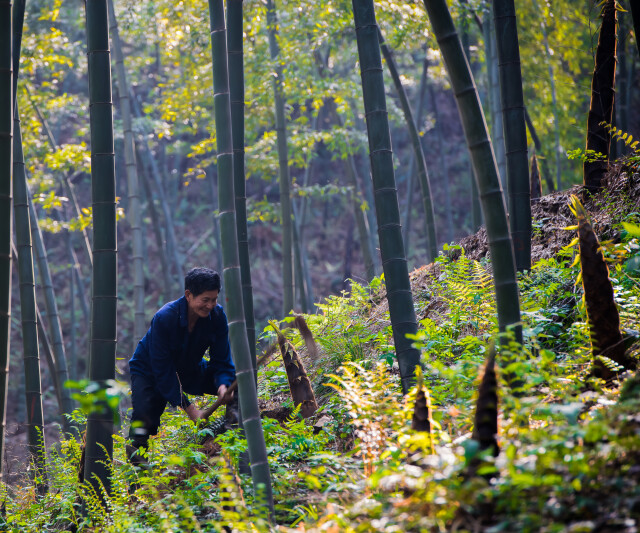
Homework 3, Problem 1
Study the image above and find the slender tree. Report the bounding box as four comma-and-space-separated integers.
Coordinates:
227, 0, 256, 364
483, 11, 506, 189
28, 189, 74, 422
134, 141, 173, 300
531, 0, 562, 191
401, 52, 429, 254
208, 0, 274, 517
459, 14, 483, 232
82, 0, 118, 500
15, 0, 74, 421
378, 30, 438, 261
584, 0, 617, 192
266, 0, 294, 316
0, 0, 12, 491
334, 109, 376, 281
129, 89, 183, 291
25, 88, 93, 267
428, 83, 455, 244
493, 0, 531, 271
13, 114, 48, 491
108, 0, 145, 344
422, 0, 521, 339
352, 0, 421, 394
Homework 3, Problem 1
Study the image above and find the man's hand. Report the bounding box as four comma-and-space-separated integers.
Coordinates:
184, 403, 206, 422
217, 384, 233, 400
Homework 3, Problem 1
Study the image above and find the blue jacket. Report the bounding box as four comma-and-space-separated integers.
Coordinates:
129, 296, 236, 407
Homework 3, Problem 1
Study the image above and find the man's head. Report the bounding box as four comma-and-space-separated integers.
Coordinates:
185, 268, 221, 320
184, 267, 221, 296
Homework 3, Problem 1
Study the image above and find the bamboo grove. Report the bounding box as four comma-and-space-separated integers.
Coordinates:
0, 0, 639, 523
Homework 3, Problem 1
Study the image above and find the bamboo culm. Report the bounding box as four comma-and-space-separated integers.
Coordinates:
207, 0, 274, 517
0, 0, 12, 488
493, 0, 531, 271
333, 109, 376, 282
378, 30, 439, 261
25, 87, 94, 268
266, 0, 294, 316
129, 89, 183, 291
352, 0, 421, 393
83, 0, 118, 501
227, 0, 257, 365
108, 0, 146, 344
422, 0, 522, 340
483, 12, 506, 190
134, 141, 174, 300
13, 108, 48, 494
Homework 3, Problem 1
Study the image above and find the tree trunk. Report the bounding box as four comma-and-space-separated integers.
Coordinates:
428, 84, 454, 244
14, 3, 74, 431
28, 193, 74, 425
378, 30, 438, 261
483, 12, 506, 190
83, 0, 118, 501
208, 0, 274, 517
108, 0, 146, 344
129, 90, 183, 291
334, 109, 376, 282
352, 0, 421, 394
460, 16, 483, 232
493, 0, 531, 271
401, 52, 429, 254
0, 0, 12, 489
68, 232, 77, 381
227, 0, 256, 364
14, 111, 48, 494
266, 0, 294, 317
25, 87, 94, 267
584, 0, 617, 193
422, 0, 522, 340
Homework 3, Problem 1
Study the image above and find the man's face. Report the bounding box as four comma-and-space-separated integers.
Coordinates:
186, 289, 219, 318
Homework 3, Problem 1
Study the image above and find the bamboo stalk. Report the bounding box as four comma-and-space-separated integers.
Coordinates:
352, 0, 421, 393
208, 0, 274, 517
378, 30, 439, 261
83, 0, 118, 500
493, 0, 531, 271
422, 0, 521, 340
227, 0, 257, 364
108, 0, 146, 343
266, 0, 294, 316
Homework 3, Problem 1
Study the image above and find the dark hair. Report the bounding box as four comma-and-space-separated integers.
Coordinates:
184, 267, 221, 296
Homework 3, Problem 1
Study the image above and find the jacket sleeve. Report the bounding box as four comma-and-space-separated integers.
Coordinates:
209, 307, 236, 390
148, 310, 184, 408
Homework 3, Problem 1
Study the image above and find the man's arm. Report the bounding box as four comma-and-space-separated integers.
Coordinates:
208, 307, 236, 390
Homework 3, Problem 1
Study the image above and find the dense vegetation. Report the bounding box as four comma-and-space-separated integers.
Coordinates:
1, 0, 640, 530
3, 167, 640, 530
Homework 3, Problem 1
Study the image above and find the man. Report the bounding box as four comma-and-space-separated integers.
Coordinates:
127, 267, 236, 462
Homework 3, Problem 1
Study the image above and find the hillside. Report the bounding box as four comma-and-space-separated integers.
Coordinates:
2, 162, 640, 531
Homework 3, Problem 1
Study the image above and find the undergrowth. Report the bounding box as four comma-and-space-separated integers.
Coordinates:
1, 217, 639, 532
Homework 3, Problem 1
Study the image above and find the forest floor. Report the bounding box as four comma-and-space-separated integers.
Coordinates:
3, 160, 640, 531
